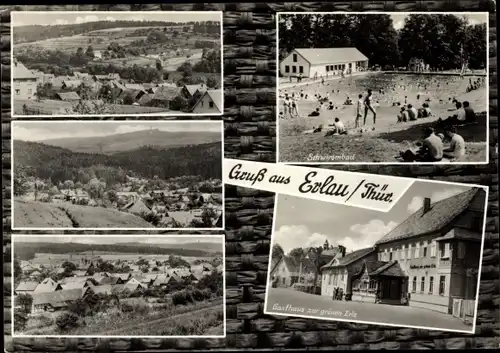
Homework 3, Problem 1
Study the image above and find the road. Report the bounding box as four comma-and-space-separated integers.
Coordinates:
266, 288, 472, 332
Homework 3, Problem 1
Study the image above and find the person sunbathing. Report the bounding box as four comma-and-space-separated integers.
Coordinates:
308, 107, 320, 117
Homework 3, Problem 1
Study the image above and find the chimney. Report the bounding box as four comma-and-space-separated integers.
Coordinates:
423, 197, 431, 213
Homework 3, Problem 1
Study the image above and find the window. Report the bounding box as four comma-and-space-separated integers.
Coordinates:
292, 66, 297, 73
414, 243, 420, 258
299, 66, 303, 73
384, 249, 388, 261
429, 276, 434, 294
201, 100, 204, 107
28, 89, 32, 94
285, 65, 290, 73
282, 277, 286, 284
439, 275, 446, 295
389, 252, 393, 261
15, 89, 20, 95
457, 242, 465, 259
401, 245, 406, 260
209, 101, 214, 108
407, 244, 412, 259
412, 276, 417, 292
440, 243, 450, 258
420, 276, 425, 292
369, 280, 376, 289
326, 66, 329, 72
431, 240, 436, 257
329, 275, 332, 285
282, 267, 285, 273
423, 246, 428, 257
293, 54, 298, 62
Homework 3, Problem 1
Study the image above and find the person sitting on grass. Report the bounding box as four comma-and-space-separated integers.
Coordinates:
443, 125, 466, 161
463, 101, 476, 123
344, 96, 353, 105
397, 107, 408, 123
439, 101, 466, 126
418, 102, 432, 118
399, 127, 443, 162
333, 117, 346, 134
308, 107, 320, 117
328, 101, 334, 110
407, 104, 418, 121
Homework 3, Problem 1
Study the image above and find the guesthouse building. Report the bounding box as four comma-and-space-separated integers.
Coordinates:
280, 48, 369, 79
13, 60, 38, 100
191, 89, 222, 114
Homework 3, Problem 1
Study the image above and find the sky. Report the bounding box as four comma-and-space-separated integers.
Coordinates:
12, 121, 222, 142
273, 181, 480, 254
390, 13, 488, 30
14, 235, 222, 246
12, 11, 221, 27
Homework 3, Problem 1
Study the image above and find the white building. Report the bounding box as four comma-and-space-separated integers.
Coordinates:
279, 48, 369, 79
93, 50, 102, 59
191, 89, 222, 114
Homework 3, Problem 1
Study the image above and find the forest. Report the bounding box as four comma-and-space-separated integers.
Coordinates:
279, 14, 487, 70
13, 20, 221, 44
13, 140, 222, 184
14, 242, 221, 261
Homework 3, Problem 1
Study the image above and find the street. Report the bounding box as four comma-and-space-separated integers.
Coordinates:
265, 288, 472, 332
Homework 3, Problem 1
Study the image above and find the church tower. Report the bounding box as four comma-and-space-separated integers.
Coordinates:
323, 239, 329, 250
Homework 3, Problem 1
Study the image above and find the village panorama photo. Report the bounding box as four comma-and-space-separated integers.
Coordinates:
265, 180, 488, 333
11, 121, 224, 230
11, 11, 222, 117
12, 234, 225, 337
277, 12, 489, 164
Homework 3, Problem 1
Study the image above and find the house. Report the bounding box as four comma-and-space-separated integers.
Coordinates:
62, 278, 97, 291
13, 59, 38, 100
73, 72, 90, 79
373, 188, 486, 314
118, 89, 146, 104
32, 288, 90, 313
56, 91, 81, 101
182, 83, 206, 100
153, 274, 181, 288
320, 246, 378, 299
114, 273, 132, 282
34, 278, 63, 293
137, 93, 154, 106
32, 71, 55, 85
121, 198, 152, 216
15, 281, 39, 295
408, 58, 426, 72
93, 50, 102, 59
150, 86, 181, 108
191, 89, 222, 114
61, 80, 83, 90
270, 255, 316, 288
126, 277, 148, 289
99, 276, 124, 285
280, 48, 369, 78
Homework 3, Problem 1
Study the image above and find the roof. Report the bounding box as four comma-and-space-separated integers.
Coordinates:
62, 280, 92, 290
16, 281, 39, 291
322, 247, 375, 270
362, 260, 407, 278
99, 277, 121, 285
193, 89, 222, 112
273, 255, 315, 274
376, 189, 482, 245
34, 278, 61, 293
434, 228, 483, 242
32, 288, 85, 306
124, 83, 146, 91
62, 79, 83, 88
152, 86, 181, 101
292, 48, 368, 65
137, 93, 154, 106
13, 60, 37, 80
184, 84, 206, 96
56, 91, 81, 101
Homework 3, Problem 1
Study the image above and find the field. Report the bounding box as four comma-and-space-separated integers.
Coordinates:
13, 199, 153, 228
279, 72, 488, 163
21, 298, 224, 336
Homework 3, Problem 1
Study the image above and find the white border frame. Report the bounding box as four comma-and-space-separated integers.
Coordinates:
11, 120, 225, 231
263, 176, 489, 334
11, 233, 227, 338
275, 11, 490, 165
10, 11, 224, 118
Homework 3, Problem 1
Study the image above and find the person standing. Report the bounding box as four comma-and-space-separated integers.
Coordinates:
363, 89, 376, 125
356, 94, 363, 128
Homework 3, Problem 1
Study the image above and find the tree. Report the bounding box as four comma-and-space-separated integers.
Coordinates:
63, 180, 75, 190
14, 258, 22, 279
15, 293, 33, 314
272, 244, 284, 259
13, 177, 28, 197
86, 45, 95, 58
169, 95, 189, 111
62, 261, 77, 271
107, 189, 118, 204
289, 247, 305, 262
206, 75, 219, 89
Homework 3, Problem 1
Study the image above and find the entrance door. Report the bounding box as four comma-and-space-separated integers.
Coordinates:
381, 278, 402, 300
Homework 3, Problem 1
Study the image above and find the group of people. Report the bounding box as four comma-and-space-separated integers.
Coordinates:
397, 102, 432, 123
466, 77, 485, 92
438, 100, 477, 126
400, 125, 466, 162
331, 286, 345, 301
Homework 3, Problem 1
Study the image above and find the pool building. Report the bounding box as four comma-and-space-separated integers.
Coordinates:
320, 188, 485, 319
279, 47, 369, 79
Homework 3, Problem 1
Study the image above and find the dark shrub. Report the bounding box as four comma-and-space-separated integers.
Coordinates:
55, 312, 79, 332
172, 291, 187, 306
120, 303, 134, 313
192, 289, 204, 301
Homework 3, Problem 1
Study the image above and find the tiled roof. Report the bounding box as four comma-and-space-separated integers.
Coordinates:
32, 288, 85, 306
322, 247, 375, 269
34, 278, 61, 293
99, 277, 121, 285
152, 86, 181, 101
13, 60, 37, 80
56, 91, 81, 101
16, 281, 39, 291
376, 189, 482, 245
363, 260, 407, 278
184, 84, 206, 96
293, 48, 368, 65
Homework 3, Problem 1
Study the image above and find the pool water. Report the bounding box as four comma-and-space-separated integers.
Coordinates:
279, 73, 487, 130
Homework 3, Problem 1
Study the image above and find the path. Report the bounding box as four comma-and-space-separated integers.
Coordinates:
266, 288, 472, 332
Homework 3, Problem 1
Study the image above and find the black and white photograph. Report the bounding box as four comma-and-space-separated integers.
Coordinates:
12, 234, 225, 337
11, 11, 222, 116
265, 180, 488, 333
11, 121, 223, 230
277, 12, 489, 164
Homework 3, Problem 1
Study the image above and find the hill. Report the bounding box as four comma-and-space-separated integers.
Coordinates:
121, 242, 222, 253
13, 139, 222, 182
14, 199, 152, 228
42, 129, 222, 154
14, 240, 218, 260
